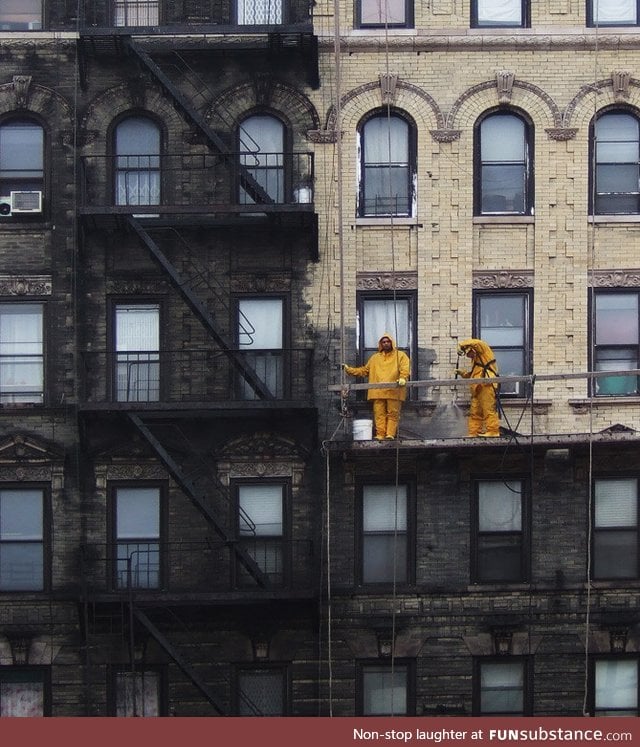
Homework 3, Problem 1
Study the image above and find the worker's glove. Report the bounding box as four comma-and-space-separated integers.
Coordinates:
454, 369, 465, 376
397, 378, 407, 387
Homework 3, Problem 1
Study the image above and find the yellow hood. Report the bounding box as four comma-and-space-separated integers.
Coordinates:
377, 333, 396, 352
458, 338, 499, 375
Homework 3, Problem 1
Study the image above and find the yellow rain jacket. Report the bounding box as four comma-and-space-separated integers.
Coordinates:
457, 338, 499, 392
345, 333, 411, 401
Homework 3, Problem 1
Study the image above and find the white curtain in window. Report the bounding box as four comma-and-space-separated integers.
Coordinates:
115, 118, 161, 206
363, 485, 407, 531
593, 0, 636, 23
237, 0, 282, 24
595, 294, 638, 345
596, 660, 637, 709
595, 479, 637, 527
0, 304, 43, 403
477, 0, 521, 23
361, 0, 406, 25
363, 299, 410, 349
238, 299, 283, 349
0, 0, 41, 29
478, 481, 521, 531
239, 485, 283, 536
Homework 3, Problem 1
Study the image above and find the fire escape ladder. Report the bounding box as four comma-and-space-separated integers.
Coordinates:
127, 217, 274, 400
125, 38, 275, 205
132, 606, 226, 715
128, 413, 271, 589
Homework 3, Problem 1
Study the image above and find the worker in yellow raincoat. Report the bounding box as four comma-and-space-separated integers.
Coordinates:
344, 333, 410, 440
455, 338, 501, 437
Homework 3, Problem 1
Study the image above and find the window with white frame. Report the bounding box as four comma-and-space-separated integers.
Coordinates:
358, 111, 415, 217
237, 0, 283, 24
0, 670, 49, 716
114, 303, 160, 402
0, 0, 42, 30
113, 0, 159, 27
593, 659, 639, 715
113, 669, 162, 716
237, 297, 285, 399
361, 484, 409, 584
476, 111, 532, 215
0, 488, 45, 591
0, 303, 44, 405
588, 0, 639, 26
476, 659, 528, 715
474, 479, 527, 583
236, 482, 286, 587
472, 0, 526, 26
114, 116, 161, 207
237, 668, 286, 715
593, 478, 638, 579
359, 662, 411, 715
357, 0, 413, 27
592, 111, 640, 215
113, 486, 161, 589
474, 291, 531, 396
592, 291, 640, 396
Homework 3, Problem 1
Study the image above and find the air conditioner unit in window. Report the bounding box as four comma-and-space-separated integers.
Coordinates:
11, 191, 42, 213
0, 196, 12, 217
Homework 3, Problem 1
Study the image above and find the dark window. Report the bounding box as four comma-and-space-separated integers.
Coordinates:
356, 0, 413, 28
0, 0, 42, 30
473, 479, 527, 583
474, 291, 531, 396
359, 111, 415, 217
475, 111, 532, 216
474, 658, 530, 715
0, 669, 50, 716
114, 117, 161, 207
591, 111, 640, 215
358, 661, 414, 715
236, 296, 286, 399
0, 488, 45, 591
239, 115, 286, 204
113, 0, 158, 25
113, 303, 160, 402
592, 290, 640, 396
587, 0, 639, 26
360, 483, 412, 584
0, 303, 44, 405
112, 485, 161, 589
593, 478, 638, 580
111, 668, 165, 716
592, 659, 639, 715
236, 667, 287, 715
472, 0, 527, 27
235, 481, 287, 587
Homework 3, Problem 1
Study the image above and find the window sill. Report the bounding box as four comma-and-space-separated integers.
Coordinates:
354, 217, 420, 227
589, 214, 640, 223
473, 215, 534, 225
569, 397, 640, 407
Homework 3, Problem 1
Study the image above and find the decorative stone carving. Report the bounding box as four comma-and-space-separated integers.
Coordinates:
219, 432, 308, 460
0, 433, 64, 465
472, 271, 534, 289
229, 274, 291, 293
430, 129, 462, 143
611, 70, 631, 101
106, 463, 165, 480
12, 75, 32, 108
496, 71, 515, 102
106, 279, 167, 295
591, 269, 640, 287
546, 128, 578, 141
0, 275, 52, 296
307, 128, 338, 144
379, 73, 398, 105
356, 272, 418, 291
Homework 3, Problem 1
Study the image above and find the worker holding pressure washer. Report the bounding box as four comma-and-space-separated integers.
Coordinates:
344, 333, 410, 440
455, 338, 501, 437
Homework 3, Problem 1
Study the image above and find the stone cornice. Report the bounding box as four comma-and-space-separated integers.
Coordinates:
591, 269, 640, 287
318, 31, 640, 52
357, 271, 418, 290
473, 270, 534, 289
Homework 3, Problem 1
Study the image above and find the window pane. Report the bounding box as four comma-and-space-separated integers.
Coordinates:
239, 484, 283, 536
238, 0, 283, 24
595, 294, 638, 345
596, 661, 638, 712
481, 117, 525, 161
593, 0, 637, 23
0, 675, 44, 716
363, 534, 407, 583
115, 118, 160, 206
116, 487, 160, 538
363, 485, 407, 531
478, 534, 522, 581
481, 661, 524, 714
363, 299, 410, 351
594, 531, 637, 578
362, 115, 411, 216
114, 0, 159, 26
238, 670, 284, 716
116, 671, 160, 716
238, 299, 283, 349
478, 481, 521, 531
0, 122, 43, 178
477, 0, 522, 25
0, 0, 42, 30
239, 115, 284, 203
596, 479, 637, 527
361, 0, 406, 24
363, 665, 407, 715
0, 303, 43, 404
0, 489, 43, 591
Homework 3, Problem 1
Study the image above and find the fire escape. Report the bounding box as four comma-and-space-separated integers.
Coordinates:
76, 0, 319, 715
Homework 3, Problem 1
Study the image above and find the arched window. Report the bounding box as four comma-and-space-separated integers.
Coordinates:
475, 111, 533, 216
592, 110, 640, 215
0, 118, 44, 203
358, 111, 415, 217
114, 116, 161, 207
238, 114, 285, 204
